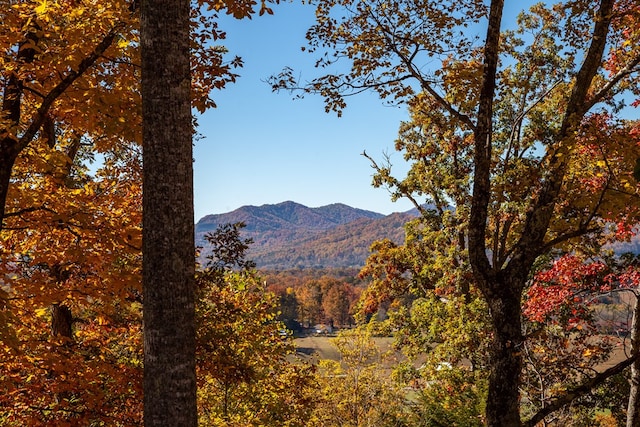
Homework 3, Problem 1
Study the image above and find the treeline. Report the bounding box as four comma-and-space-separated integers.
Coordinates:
262, 269, 367, 331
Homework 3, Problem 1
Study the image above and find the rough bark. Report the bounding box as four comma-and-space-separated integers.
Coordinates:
628, 294, 640, 427
484, 276, 525, 427
468, 0, 503, 278
141, 0, 197, 426
50, 303, 73, 339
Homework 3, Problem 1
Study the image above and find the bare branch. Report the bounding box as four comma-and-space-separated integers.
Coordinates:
362, 150, 429, 216
369, 10, 476, 131
524, 352, 640, 427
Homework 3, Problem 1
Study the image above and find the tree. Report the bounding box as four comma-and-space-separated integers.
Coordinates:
196, 223, 316, 426
522, 252, 640, 426
141, 0, 197, 424
297, 280, 324, 327
322, 281, 353, 327
196, 271, 316, 426
360, 240, 491, 425
309, 327, 409, 427
0, 0, 272, 424
0, 151, 144, 425
272, 1, 640, 425
0, 1, 139, 228
0, 4, 146, 422
273, 285, 302, 332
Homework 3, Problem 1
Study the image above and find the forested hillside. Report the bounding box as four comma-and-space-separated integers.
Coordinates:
196, 201, 416, 268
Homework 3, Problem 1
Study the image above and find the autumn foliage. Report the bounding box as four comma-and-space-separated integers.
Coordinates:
3, 0, 640, 425
277, 0, 640, 424
0, 0, 268, 424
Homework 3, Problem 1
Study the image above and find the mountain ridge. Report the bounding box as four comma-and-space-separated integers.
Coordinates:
196, 201, 640, 270
197, 201, 385, 230
196, 201, 415, 269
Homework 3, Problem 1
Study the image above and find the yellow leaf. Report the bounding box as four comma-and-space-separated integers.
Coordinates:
34, 0, 47, 15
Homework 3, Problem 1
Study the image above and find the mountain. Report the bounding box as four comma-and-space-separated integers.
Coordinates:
197, 202, 640, 270
196, 201, 416, 269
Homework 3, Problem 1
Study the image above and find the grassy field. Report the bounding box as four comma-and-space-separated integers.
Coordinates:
294, 334, 633, 374
294, 336, 342, 362
293, 335, 400, 365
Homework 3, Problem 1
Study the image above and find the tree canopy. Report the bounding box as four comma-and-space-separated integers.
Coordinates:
271, 0, 640, 424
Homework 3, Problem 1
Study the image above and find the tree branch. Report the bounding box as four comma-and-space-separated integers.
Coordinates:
17, 24, 123, 152
524, 351, 640, 427
368, 8, 476, 131
468, 0, 504, 286
362, 150, 429, 217
4, 205, 58, 218
587, 53, 640, 110
507, 0, 615, 276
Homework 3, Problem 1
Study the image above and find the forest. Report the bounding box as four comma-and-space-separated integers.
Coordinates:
1, 0, 640, 426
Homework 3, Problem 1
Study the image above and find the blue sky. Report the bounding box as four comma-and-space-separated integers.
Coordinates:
192, 2, 527, 220
193, 2, 416, 220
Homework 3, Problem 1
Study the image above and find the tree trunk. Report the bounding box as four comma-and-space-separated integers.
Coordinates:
141, 0, 197, 426
0, 151, 17, 227
50, 303, 73, 339
484, 283, 524, 427
467, 0, 520, 424
628, 293, 640, 427
467, 1, 614, 424
0, 28, 39, 229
